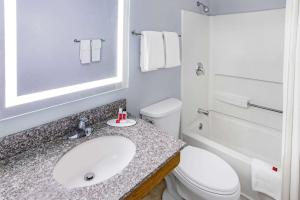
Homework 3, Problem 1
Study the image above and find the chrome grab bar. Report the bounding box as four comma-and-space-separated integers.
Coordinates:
248, 103, 283, 114
197, 103, 282, 116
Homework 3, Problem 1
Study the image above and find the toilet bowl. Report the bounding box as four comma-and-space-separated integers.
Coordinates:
140, 98, 240, 200
163, 146, 240, 200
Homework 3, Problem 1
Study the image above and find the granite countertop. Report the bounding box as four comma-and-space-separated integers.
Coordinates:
0, 119, 185, 200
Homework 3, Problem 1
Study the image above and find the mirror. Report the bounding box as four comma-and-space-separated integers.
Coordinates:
1, 0, 129, 120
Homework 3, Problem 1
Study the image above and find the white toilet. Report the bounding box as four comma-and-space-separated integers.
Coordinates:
140, 98, 241, 200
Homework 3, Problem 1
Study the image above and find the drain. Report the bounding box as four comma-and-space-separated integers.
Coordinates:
84, 172, 95, 181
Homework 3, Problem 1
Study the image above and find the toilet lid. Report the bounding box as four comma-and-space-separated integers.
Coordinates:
174, 146, 240, 195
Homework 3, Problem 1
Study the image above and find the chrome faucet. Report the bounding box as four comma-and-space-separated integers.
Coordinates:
78, 117, 88, 130
67, 117, 93, 140
196, 62, 205, 76
197, 108, 209, 116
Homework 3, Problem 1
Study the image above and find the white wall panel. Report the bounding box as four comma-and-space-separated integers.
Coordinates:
213, 75, 283, 130
211, 9, 285, 83
210, 9, 285, 130
181, 8, 285, 200
181, 11, 210, 130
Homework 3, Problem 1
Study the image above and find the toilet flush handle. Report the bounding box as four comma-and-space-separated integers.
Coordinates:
144, 118, 154, 124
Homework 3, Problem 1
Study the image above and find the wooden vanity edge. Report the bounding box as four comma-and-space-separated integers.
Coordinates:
123, 152, 181, 200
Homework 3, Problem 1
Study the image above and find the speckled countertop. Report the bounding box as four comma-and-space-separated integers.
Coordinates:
0, 119, 185, 200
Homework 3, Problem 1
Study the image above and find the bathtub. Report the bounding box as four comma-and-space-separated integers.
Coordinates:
181, 112, 282, 200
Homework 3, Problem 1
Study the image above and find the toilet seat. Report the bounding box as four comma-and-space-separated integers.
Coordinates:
174, 146, 240, 196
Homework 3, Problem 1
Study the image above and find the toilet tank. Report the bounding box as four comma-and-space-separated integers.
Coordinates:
140, 98, 182, 138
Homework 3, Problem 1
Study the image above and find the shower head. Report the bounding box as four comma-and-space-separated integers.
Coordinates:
196, 1, 210, 13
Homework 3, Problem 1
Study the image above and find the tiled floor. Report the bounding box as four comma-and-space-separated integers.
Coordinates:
142, 181, 247, 200
143, 181, 166, 200
143, 181, 246, 200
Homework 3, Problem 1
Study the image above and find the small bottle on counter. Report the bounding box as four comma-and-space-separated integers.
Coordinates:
122, 109, 127, 121
116, 108, 123, 123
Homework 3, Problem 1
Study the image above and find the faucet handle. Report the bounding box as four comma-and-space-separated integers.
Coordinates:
79, 117, 89, 130
197, 108, 209, 116
85, 127, 93, 137
80, 117, 88, 123
196, 62, 205, 76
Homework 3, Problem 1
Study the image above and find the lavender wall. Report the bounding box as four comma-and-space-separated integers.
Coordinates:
0, 0, 287, 137
126, 0, 205, 116
0, 0, 203, 137
209, 0, 286, 15
0, 0, 119, 120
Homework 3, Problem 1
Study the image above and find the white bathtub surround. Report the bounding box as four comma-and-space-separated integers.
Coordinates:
181, 9, 285, 200
211, 10, 285, 83
251, 159, 282, 200
91, 39, 102, 62
140, 31, 165, 72
163, 32, 181, 68
210, 9, 284, 132
181, 10, 210, 129
80, 40, 91, 64
181, 9, 285, 130
215, 92, 250, 109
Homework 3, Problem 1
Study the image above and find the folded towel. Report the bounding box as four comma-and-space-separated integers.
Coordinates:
140, 31, 165, 72
80, 40, 91, 64
163, 31, 181, 68
215, 92, 250, 108
251, 159, 282, 200
91, 39, 102, 62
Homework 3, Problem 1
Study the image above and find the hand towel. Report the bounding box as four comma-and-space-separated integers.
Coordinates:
251, 159, 282, 200
91, 39, 102, 62
163, 31, 181, 68
80, 40, 91, 64
140, 31, 165, 72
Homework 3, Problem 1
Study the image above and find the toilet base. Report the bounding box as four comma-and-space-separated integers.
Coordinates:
163, 174, 205, 200
162, 189, 181, 200
163, 174, 241, 200
162, 175, 183, 200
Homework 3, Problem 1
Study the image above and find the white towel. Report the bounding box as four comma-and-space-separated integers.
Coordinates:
80, 40, 91, 64
140, 31, 165, 72
251, 159, 282, 200
163, 31, 181, 68
91, 39, 102, 62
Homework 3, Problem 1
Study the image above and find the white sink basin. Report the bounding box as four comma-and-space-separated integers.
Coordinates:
53, 136, 136, 189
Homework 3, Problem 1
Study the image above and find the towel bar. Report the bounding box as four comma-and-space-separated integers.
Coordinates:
74, 38, 105, 43
132, 30, 182, 37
